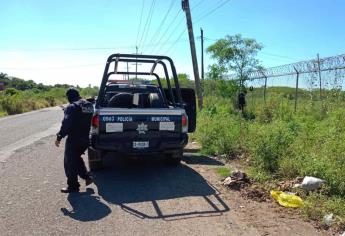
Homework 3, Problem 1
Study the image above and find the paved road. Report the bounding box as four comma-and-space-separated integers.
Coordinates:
0, 107, 328, 236
0, 107, 63, 161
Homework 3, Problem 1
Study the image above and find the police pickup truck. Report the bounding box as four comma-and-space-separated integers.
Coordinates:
88, 54, 196, 170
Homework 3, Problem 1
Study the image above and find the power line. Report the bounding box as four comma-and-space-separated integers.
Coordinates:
191, 0, 206, 10
0, 40, 189, 53
155, 15, 185, 54
144, 0, 175, 52
140, 0, 157, 52
150, 0, 204, 54
164, 0, 232, 56
259, 52, 301, 61
138, 0, 156, 51
198, 36, 302, 61
195, 0, 231, 23
164, 28, 187, 55
141, 0, 157, 52
135, 0, 146, 47
150, 9, 182, 54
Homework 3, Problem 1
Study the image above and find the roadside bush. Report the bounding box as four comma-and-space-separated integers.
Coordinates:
249, 121, 294, 173
4, 88, 19, 96
195, 90, 345, 226
196, 114, 241, 157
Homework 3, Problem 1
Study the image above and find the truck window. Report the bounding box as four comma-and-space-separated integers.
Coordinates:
106, 92, 164, 108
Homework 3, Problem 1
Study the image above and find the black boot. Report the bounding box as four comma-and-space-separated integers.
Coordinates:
61, 187, 79, 193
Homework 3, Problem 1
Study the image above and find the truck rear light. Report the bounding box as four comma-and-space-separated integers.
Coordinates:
182, 114, 188, 133
92, 115, 99, 128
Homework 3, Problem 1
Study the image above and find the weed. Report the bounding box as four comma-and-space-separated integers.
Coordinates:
215, 167, 232, 178
195, 91, 345, 227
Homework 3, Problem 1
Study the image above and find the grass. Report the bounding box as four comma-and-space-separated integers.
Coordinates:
0, 87, 98, 116
195, 92, 345, 230
302, 194, 345, 231
215, 167, 232, 178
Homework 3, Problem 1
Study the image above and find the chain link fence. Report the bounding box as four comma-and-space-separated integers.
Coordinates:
228, 54, 345, 113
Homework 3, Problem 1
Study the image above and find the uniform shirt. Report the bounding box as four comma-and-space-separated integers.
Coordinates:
57, 99, 94, 142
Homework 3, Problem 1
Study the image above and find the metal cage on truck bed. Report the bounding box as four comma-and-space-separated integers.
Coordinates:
96, 54, 196, 132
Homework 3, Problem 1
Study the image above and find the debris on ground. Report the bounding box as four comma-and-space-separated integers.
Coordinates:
294, 176, 326, 191
270, 190, 304, 208
220, 154, 227, 159
241, 186, 268, 202
323, 213, 333, 227
223, 171, 250, 190
184, 141, 201, 153
277, 177, 303, 191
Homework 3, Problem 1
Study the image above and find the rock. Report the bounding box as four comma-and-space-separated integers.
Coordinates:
323, 213, 333, 227
223, 177, 233, 186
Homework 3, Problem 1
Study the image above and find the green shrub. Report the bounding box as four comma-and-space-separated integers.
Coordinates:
250, 121, 294, 173
4, 88, 19, 96
196, 107, 243, 157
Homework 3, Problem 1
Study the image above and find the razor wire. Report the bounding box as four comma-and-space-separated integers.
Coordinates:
226, 53, 345, 80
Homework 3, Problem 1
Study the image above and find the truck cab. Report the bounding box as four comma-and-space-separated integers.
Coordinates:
88, 54, 196, 170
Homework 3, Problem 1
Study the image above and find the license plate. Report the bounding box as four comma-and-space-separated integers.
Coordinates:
106, 123, 123, 133
133, 141, 149, 149
159, 122, 175, 131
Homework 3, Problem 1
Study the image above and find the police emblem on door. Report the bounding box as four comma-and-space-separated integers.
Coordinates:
136, 123, 148, 134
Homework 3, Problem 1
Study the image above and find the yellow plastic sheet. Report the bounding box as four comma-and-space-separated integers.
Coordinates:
270, 190, 304, 208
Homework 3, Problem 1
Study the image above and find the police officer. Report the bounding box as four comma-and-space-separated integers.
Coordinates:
55, 88, 94, 193
238, 91, 246, 111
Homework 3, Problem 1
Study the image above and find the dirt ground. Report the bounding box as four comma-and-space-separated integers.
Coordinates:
0, 136, 334, 236
183, 144, 332, 236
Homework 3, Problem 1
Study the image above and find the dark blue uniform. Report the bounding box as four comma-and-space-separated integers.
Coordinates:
57, 99, 94, 190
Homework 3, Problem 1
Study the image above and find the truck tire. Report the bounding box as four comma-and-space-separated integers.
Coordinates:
88, 148, 104, 171
165, 149, 183, 166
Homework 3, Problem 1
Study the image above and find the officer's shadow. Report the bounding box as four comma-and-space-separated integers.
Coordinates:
61, 188, 111, 222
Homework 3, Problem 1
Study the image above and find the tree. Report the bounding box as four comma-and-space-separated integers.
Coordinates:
207, 34, 263, 83
0, 73, 10, 87
0, 72, 7, 79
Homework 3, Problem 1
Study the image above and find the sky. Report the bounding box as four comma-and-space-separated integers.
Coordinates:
0, 0, 345, 87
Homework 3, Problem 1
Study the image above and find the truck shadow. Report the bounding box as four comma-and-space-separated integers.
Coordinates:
92, 154, 230, 221
182, 153, 225, 166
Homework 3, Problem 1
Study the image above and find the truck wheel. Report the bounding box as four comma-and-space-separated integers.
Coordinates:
166, 150, 183, 166
88, 148, 104, 171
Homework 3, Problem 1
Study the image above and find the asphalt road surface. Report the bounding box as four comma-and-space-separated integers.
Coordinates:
0, 107, 328, 236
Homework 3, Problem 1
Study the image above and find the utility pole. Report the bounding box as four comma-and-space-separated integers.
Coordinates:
200, 28, 204, 81
182, 0, 203, 110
